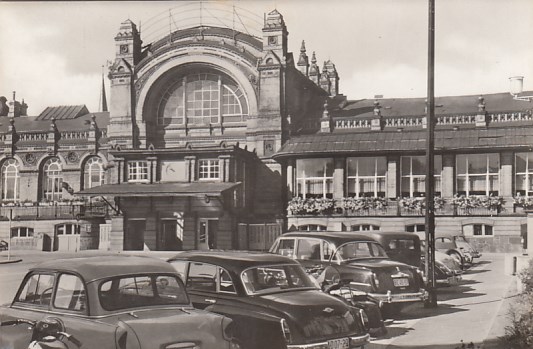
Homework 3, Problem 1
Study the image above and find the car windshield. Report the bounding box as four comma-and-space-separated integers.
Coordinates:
241, 264, 318, 295
99, 274, 189, 311
334, 241, 388, 261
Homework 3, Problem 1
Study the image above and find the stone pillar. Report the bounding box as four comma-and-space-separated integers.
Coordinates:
185, 156, 197, 182
287, 159, 295, 198
500, 152, 514, 210
442, 154, 455, 198
115, 158, 125, 184
219, 155, 232, 182
333, 157, 345, 198
528, 211, 533, 256
109, 215, 124, 251
147, 156, 157, 184
387, 156, 399, 199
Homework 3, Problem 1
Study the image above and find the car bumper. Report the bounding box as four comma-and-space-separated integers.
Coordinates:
368, 290, 428, 304
286, 334, 370, 349
436, 274, 462, 286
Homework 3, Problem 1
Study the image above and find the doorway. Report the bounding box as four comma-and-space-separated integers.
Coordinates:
158, 219, 183, 251
198, 219, 218, 250
124, 219, 145, 250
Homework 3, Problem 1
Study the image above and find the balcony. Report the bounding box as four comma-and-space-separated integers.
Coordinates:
0, 201, 109, 221
287, 196, 507, 218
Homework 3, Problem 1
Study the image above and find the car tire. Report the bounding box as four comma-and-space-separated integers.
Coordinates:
381, 303, 403, 318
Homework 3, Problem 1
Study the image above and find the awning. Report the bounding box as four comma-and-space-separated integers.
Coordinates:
76, 182, 241, 197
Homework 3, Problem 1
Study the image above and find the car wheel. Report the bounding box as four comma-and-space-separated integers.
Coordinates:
381, 303, 403, 318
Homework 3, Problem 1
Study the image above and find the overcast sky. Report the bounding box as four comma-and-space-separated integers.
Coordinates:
1, 0, 532, 115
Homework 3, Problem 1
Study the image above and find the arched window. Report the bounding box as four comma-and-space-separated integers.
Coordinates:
43, 158, 63, 202
84, 157, 105, 189
158, 72, 248, 126
2, 159, 19, 201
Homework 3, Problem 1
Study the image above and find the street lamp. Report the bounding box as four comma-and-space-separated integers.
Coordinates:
509, 76, 533, 102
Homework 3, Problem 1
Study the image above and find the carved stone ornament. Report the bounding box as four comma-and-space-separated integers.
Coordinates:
24, 153, 36, 165
67, 151, 79, 163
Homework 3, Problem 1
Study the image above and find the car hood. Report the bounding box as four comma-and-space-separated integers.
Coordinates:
258, 290, 364, 339
115, 307, 226, 348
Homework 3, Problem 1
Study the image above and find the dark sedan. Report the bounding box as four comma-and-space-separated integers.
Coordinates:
269, 232, 427, 309
168, 250, 370, 349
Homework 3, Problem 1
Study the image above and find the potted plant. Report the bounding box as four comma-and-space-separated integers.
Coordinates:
514, 193, 533, 210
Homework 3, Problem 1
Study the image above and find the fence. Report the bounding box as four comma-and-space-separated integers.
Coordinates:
238, 223, 282, 251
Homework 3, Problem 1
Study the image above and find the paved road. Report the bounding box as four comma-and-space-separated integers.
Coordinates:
367, 253, 519, 349
0, 251, 521, 348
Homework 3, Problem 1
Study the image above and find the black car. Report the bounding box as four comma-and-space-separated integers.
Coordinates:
269, 232, 427, 312
167, 250, 369, 349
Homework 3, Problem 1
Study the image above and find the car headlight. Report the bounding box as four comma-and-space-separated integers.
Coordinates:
371, 273, 380, 289
280, 318, 292, 344
359, 309, 369, 330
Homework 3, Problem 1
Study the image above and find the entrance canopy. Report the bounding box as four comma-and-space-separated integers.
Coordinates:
76, 182, 241, 197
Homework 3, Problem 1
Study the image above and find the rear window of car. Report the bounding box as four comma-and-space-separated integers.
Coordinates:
241, 264, 318, 295
98, 274, 189, 311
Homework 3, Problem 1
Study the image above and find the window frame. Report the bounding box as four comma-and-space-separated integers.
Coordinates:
400, 155, 442, 197
515, 152, 533, 197
456, 153, 500, 196
198, 159, 220, 180
42, 157, 63, 202
346, 156, 387, 198
296, 158, 334, 199
127, 161, 149, 183
84, 157, 105, 189
1, 158, 19, 202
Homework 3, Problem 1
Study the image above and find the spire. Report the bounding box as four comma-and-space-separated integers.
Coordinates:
100, 65, 108, 112
297, 40, 309, 76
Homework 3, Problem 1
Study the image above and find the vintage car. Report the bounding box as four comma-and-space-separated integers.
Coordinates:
269, 232, 427, 311
0, 255, 239, 349
167, 250, 370, 349
363, 231, 461, 286
417, 231, 482, 268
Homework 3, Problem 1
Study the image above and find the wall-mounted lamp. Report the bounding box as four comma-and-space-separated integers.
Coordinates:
509, 76, 533, 102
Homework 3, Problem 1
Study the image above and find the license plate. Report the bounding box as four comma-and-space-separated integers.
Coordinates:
328, 337, 349, 349
393, 278, 409, 287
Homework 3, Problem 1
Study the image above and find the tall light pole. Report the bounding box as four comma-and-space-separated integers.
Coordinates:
425, 0, 438, 307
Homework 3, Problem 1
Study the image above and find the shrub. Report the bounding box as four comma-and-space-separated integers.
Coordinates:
503, 259, 533, 348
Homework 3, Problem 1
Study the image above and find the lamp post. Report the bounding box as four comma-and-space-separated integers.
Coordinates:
424, 0, 438, 307
509, 76, 533, 102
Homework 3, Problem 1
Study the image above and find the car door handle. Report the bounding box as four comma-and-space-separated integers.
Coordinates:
204, 298, 216, 304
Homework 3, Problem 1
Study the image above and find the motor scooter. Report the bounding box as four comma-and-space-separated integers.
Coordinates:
1, 318, 82, 349
307, 265, 388, 337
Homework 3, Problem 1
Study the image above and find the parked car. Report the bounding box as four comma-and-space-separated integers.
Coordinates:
167, 250, 370, 349
363, 231, 461, 286
0, 255, 240, 349
359, 231, 421, 267
269, 232, 427, 313
0, 240, 8, 251
416, 231, 482, 268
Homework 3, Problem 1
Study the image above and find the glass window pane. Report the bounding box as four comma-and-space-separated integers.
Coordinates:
468, 156, 486, 174
456, 155, 467, 175
187, 263, 217, 292
411, 156, 426, 175
54, 274, 86, 311
356, 158, 375, 176
516, 153, 527, 173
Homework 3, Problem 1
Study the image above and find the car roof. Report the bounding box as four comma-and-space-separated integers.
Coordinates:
31, 255, 177, 283
280, 231, 378, 244
362, 231, 421, 240
168, 250, 299, 272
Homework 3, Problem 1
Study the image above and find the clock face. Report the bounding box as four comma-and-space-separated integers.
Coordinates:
268, 36, 278, 45
120, 44, 129, 53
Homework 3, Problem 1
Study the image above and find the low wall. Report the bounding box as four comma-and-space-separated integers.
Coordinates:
467, 235, 523, 253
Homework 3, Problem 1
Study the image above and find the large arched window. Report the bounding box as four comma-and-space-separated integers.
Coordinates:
158, 72, 248, 126
43, 158, 63, 201
84, 157, 105, 189
1, 159, 19, 201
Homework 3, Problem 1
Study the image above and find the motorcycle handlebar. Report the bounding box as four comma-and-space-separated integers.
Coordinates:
58, 332, 83, 347
0, 319, 36, 327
